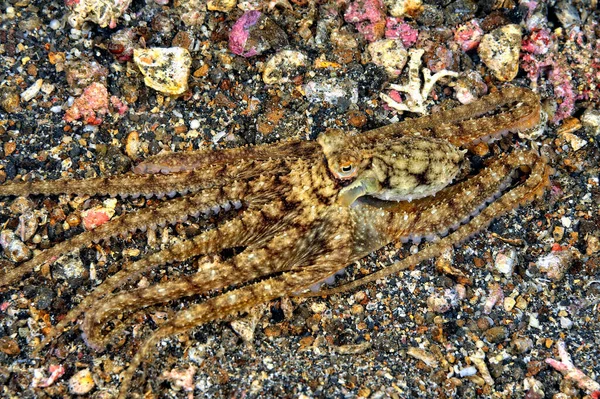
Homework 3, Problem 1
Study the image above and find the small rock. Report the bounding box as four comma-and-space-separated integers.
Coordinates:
262, 50, 307, 85
454, 19, 484, 52
229, 11, 288, 58
20, 79, 43, 102
586, 235, 600, 255
304, 78, 359, 107
367, 38, 408, 77
125, 131, 140, 160
384, 17, 418, 48
494, 248, 517, 275
478, 24, 521, 82
503, 297, 516, 312
407, 347, 439, 368
483, 326, 507, 343
0, 87, 20, 113
535, 250, 573, 281
67, 0, 131, 28
68, 368, 95, 395
559, 317, 573, 329
17, 211, 38, 242
134, 47, 192, 96
109, 28, 145, 62
52, 255, 87, 283
207, 0, 236, 12
561, 132, 587, 151
65, 60, 108, 90
581, 107, 600, 136
553, 226, 565, 242
510, 336, 533, 353
0, 230, 32, 262
0, 336, 20, 356
383, 0, 423, 18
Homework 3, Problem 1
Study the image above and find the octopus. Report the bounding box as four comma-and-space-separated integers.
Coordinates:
0, 87, 551, 398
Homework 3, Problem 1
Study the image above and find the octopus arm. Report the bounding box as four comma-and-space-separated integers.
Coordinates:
0, 161, 289, 198
354, 87, 541, 148
134, 140, 320, 174
0, 184, 251, 289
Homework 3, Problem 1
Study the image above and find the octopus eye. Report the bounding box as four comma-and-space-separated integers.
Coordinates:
336, 163, 357, 179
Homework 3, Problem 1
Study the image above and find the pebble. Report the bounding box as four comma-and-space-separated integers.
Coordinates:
581, 107, 600, 136
64, 82, 109, 125
229, 11, 288, 58
511, 336, 533, 353
207, 0, 236, 12
125, 131, 140, 159
134, 47, 192, 96
0, 87, 20, 113
483, 326, 507, 343
535, 250, 572, 281
52, 256, 87, 283
561, 132, 587, 151
586, 235, 600, 255
68, 368, 95, 395
504, 297, 516, 312
384, 0, 423, 18
367, 39, 408, 77
304, 78, 358, 107
20, 79, 43, 102
559, 317, 573, 329
0, 230, 32, 262
494, 248, 517, 275
0, 336, 20, 356
263, 50, 307, 85
478, 24, 522, 82
49, 19, 61, 30
17, 211, 38, 242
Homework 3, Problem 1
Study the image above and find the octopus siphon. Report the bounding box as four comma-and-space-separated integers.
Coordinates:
0, 87, 552, 398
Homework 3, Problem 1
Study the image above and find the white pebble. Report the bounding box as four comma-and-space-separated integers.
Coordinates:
20, 79, 43, 102
190, 119, 200, 130
49, 19, 61, 30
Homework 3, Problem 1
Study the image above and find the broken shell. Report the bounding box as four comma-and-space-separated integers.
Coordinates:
134, 47, 192, 96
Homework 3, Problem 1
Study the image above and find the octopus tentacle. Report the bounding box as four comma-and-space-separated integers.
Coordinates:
134, 140, 320, 174
38, 204, 289, 350
81, 206, 353, 350
0, 160, 289, 198
353, 87, 540, 147
306, 150, 551, 296
0, 183, 253, 289
116, 262, 346, 399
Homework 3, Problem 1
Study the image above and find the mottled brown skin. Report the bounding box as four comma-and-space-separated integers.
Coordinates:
0, 87, 550, 398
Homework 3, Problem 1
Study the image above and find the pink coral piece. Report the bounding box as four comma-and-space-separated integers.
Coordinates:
385, 17, 418, 48
344, 0, 386, 42
229, 10, 262, 57
34, 364, 66, 388
81, 207, 112, 230
64, 82, 109, 125
454, 20, 483, 52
